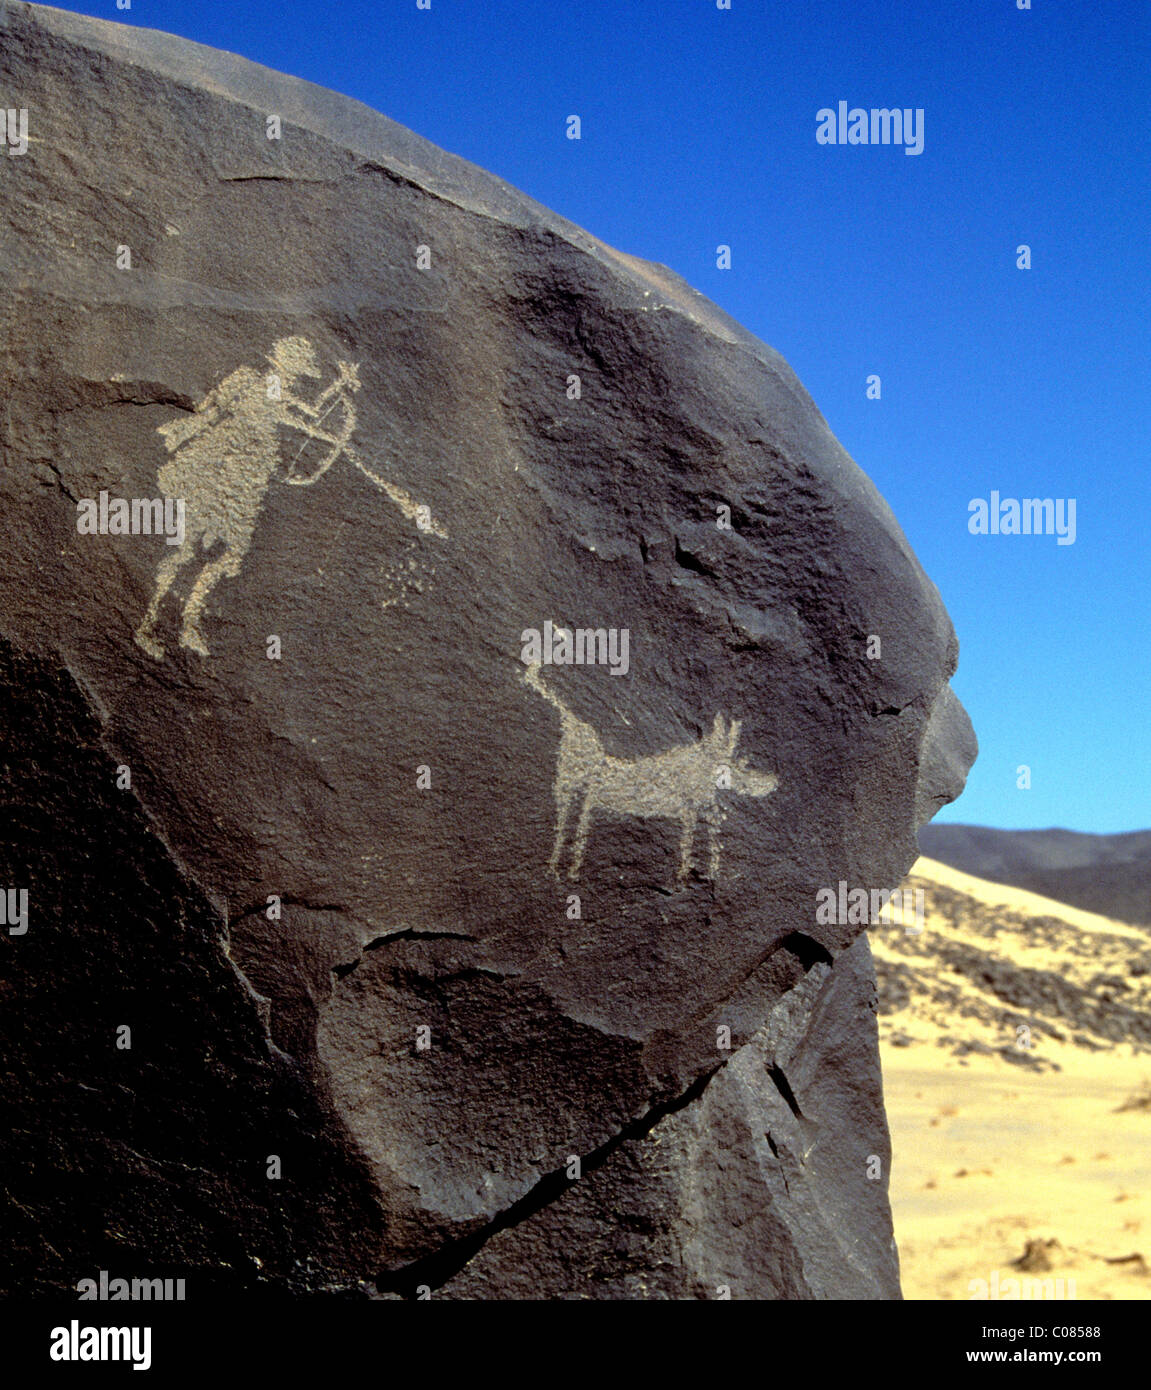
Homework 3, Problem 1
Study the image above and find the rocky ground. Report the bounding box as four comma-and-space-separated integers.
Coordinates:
878, 857, 1151, 1300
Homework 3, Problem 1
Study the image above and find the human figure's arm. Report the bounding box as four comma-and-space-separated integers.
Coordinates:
281, 362, 359, 485
284, 360, 358, 419
285, 422, 344, 446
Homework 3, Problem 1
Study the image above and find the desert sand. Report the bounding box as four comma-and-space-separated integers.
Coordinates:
877, 857, 1151, 1300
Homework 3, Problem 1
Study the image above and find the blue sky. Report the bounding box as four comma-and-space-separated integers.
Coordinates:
47, 0, 1149, 832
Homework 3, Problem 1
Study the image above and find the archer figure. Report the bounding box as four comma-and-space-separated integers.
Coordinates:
134, 336, 362, 659
136, 335, 446, 660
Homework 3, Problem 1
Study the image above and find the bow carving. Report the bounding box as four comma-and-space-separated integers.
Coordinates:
285, 362, 360, 486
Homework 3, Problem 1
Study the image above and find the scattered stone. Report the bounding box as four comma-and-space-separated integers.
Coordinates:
1012, 1238, 1063, 1273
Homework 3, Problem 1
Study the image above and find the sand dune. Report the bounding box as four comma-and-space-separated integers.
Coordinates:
877, 857, 1151, 1300
917, 825, 1151, 925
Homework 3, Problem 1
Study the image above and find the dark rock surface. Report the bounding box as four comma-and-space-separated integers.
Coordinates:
0, 2, 975, 1297
918, 825, 1151, 926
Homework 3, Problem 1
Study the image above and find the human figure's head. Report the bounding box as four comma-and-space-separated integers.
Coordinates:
267, 336, 322, 385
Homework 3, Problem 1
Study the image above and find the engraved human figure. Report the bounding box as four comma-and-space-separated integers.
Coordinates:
135, 336, 360, 659
523, 661, 779, 885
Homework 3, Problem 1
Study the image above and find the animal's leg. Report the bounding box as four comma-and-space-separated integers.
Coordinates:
549, 785, 576, 879
134, 547, 189, 660
568, 794, 595, 881
180, 549, 242, 656
707, 820, 721, 880
676, 813, 696, 888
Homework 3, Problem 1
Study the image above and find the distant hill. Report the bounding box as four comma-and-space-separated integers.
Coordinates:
875, 857, 1151, 1059
917, 824, 1151, 926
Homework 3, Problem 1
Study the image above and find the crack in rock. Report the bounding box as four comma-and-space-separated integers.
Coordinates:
330, 929, 482, 979
370, 1063, 723, 1298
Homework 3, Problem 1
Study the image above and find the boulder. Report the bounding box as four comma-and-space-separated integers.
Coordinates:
0, 1, 975, 1298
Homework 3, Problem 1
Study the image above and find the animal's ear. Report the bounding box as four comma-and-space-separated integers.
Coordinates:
711, 712, 724, 738
728, 718, 742, 748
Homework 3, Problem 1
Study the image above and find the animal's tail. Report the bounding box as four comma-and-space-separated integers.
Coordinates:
522, 659, 569, 713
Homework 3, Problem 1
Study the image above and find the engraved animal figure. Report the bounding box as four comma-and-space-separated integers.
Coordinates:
523, 661, 779, 885
134, 336, 445, 661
